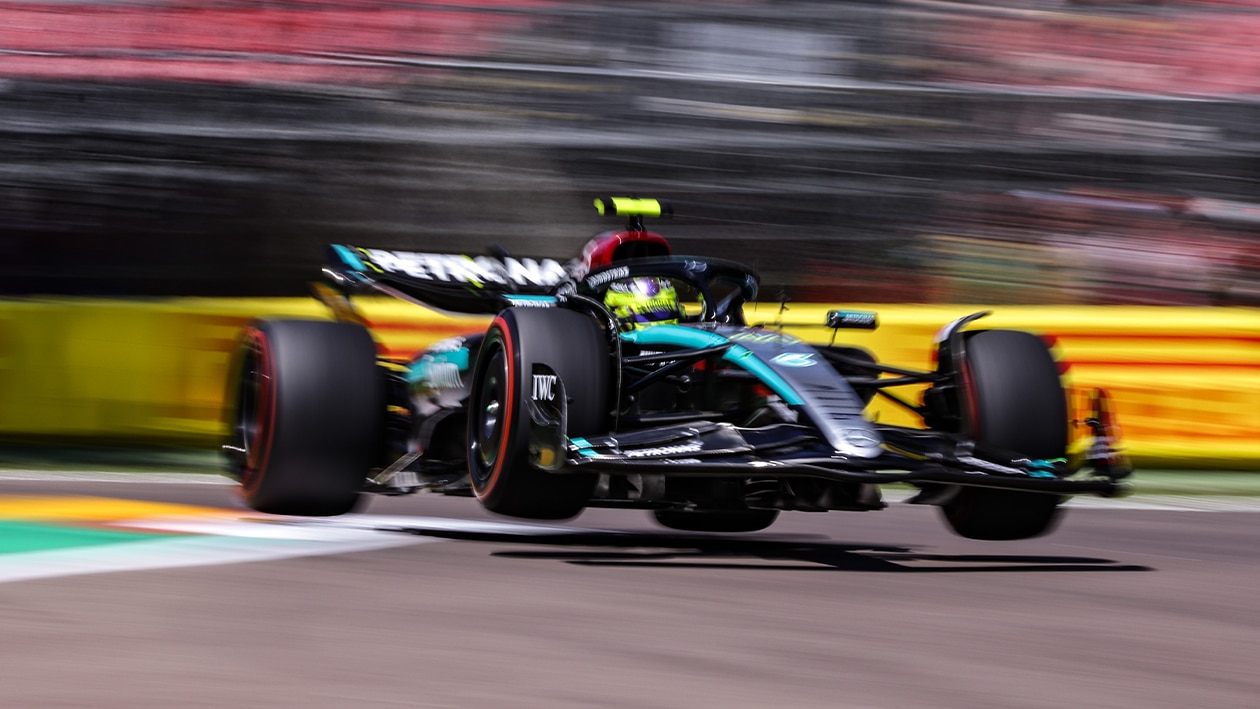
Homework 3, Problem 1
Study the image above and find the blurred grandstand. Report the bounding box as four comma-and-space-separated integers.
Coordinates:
2, 0, 1260, 304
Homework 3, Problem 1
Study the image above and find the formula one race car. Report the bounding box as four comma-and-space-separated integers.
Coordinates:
223, 198, 1131, 540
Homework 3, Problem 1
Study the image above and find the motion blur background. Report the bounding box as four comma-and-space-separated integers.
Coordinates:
2, 0, 1259, 464
4, 0, 1260, 304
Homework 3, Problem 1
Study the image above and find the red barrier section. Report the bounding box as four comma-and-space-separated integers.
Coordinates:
0, 1, 552, 83
933, 9, 1260, 97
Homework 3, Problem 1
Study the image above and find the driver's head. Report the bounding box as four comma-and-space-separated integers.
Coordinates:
604, 276, 682, 329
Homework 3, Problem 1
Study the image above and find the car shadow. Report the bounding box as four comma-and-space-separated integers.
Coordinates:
397, 527, 1154, 573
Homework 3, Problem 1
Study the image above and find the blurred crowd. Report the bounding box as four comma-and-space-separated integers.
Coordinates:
917, 0, 1260, 98
916, 189, 1260, 305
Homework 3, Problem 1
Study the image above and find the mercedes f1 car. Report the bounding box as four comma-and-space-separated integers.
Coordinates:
224, 198, 1131, 540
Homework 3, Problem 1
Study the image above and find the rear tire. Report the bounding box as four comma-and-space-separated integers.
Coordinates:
467, 308, 608, 519
225, 319, 382, 516
653, 509, 779, 533
941, 330, 1068, 540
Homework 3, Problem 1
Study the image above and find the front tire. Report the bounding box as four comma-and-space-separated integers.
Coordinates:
941, 330, 1068, 540
467, 308, 609, 519
225, 319, 382, 516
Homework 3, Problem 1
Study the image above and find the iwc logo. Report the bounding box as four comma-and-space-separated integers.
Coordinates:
531, 374, 558, 401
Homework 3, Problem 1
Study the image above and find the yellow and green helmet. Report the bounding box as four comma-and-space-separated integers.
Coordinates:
604, 276, 683, 329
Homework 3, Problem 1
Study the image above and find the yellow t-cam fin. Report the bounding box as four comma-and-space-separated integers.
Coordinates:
593, 197, 670, 218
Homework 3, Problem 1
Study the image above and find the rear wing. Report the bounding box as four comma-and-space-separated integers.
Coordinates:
325, 244, 571, 315
322, 198, 674, 314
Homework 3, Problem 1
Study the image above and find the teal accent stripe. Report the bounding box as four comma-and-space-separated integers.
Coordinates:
569, 437, 597, 458
620, 325, 729, 350
332, 244, 366, 271
504, 295, 559, 305
445, 350, 471, 370
622, 326, 804, 406
405, 364, 425, 386
407, 350, 472, 385
722, 344, 804, 406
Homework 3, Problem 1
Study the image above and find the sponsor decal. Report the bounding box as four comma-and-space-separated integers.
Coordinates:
585, 266, 630, 288
531, 374, 558, 401
770, 352, 817, 368
826, 310, 878, 329
623, 442, 704, 458
360, 249, 567, 287
504, 295, 559, 308
729, 330, 800, 345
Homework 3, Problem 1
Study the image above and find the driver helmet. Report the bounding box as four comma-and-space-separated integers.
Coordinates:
604, 276, 682, 329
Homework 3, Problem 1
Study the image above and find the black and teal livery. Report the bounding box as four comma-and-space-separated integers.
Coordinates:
618, 324, 880, 459
229, 197, 1131, 540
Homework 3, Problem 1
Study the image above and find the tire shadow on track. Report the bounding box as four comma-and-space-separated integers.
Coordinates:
394, 527, 1155, 573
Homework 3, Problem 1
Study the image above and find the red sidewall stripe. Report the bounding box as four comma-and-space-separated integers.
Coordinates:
959, 358, 980, 442
242, 329, 277, 495
476, 316, 515, 501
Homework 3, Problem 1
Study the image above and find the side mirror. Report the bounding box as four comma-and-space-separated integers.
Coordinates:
826, 310, 879, 330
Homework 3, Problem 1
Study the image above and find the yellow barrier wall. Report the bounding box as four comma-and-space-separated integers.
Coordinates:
1, 298, 1257, 468
747, 303, 1260, 467
0, 297, 487, 443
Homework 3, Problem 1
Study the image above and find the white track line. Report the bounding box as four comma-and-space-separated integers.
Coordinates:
0, 469, 231, 484
1065, 495, 1260, 512
0, 531, 428, 585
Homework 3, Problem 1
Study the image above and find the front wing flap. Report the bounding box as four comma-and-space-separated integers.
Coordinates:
556, 421, 1128, 497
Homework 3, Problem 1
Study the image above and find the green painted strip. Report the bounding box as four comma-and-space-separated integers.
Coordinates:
0, 521, 174, 555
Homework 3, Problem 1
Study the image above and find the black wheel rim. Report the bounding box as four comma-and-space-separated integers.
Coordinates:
235, 333, 273, 490
235, 347, 258, 460
471, 347, 507, 482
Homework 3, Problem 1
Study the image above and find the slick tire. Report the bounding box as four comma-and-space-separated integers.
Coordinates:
941, 329, 1069, 541
653, 509, 780, 533
226, 319, 382, 516
467, 308, 608, 520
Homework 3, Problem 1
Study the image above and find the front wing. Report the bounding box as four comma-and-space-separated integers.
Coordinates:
538, 417, 1129, 497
